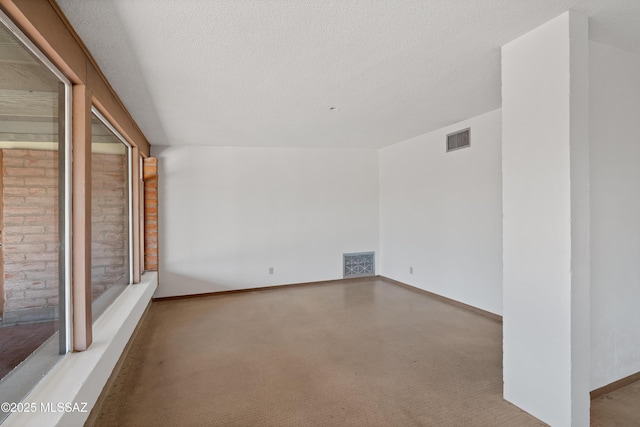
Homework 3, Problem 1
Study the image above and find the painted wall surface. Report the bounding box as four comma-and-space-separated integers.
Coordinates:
502, 12, 590, 427
153, 146, 379, 297
378, 109, 502, 315
590, 41, 640, 390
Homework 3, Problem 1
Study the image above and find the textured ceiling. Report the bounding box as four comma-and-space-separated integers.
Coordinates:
55, 0, 640, 149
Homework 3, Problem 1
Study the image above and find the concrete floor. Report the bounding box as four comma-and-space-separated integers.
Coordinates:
89, 278, 545, 426
591, 380, 640, 426
87, 278, 638, 426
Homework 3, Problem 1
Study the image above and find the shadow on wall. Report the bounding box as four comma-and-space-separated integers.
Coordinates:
154, 271, 244, 298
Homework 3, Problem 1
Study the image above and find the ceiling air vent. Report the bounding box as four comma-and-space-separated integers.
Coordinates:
446, 128, 470, 152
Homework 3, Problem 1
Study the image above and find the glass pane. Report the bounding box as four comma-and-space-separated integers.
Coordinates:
91, 113, 130, 320
0, 17, 67, 420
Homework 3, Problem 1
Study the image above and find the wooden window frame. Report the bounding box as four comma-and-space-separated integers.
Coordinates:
1, 0, 152, 351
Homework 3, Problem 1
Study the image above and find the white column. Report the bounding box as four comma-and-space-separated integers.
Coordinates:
502, 11, 589, 427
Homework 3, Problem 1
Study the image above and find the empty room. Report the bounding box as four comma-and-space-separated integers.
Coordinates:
1, 1, 639, 426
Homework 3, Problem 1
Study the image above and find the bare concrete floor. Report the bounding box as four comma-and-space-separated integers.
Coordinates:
87, 278, 637, 426
591, 380, 640, 426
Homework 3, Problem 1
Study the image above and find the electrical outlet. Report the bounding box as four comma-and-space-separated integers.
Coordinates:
410, 266, 413, 274
269, 267, 274, 275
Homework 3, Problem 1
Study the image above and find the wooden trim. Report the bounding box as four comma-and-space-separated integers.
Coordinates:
0, 0, 151, 156
131, 147, 141, 284
380, 276, 503, 322
47, 0, 150, 156
152, 276, 377, 302
72, 85, 92, 351
83, 301, 152, 426
138, 155, 145, 274
590, 371, 640, 400
0, 0, 86, 83
90, 98, 150, 157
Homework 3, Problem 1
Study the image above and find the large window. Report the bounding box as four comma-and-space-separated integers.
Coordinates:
0, 4, 152, 422
91, 109, 132, 320
0, 13, 71, 420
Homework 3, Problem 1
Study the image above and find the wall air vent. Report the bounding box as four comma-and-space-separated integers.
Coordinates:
343, 252, 375, 278
446, 128, 470, 152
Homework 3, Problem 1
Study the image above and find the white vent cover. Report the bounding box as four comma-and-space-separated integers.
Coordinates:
343, 252, 375, 278
446, 128, 470, 152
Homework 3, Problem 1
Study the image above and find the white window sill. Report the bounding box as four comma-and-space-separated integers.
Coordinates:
2, 272, 157, 427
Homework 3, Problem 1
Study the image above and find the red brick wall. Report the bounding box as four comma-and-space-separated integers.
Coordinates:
1, 149, 60, 323
91, 152, 129, 300
1, 149, 130, 323
143, 157, 158, 271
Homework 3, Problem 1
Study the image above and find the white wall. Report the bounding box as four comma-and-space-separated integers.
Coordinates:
152, 146, 379, 297
378, 109, 502, 315
502, 12, 590, 427
590, 41, 640, 390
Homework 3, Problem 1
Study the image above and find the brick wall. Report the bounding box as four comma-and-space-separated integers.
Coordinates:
1, 149, 60, 324
91, 152, 129, 300
143, 157, 158, 271
1, 149, 130, 324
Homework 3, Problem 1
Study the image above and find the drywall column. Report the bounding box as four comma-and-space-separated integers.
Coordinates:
502, 11, 589, 427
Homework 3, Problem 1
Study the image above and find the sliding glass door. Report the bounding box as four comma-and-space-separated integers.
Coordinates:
0, 11, 71, 421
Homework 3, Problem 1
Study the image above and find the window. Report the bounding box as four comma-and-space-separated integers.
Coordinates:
91, 109, 132, 321
0, 12, 71, 420
0, 4, 151, 420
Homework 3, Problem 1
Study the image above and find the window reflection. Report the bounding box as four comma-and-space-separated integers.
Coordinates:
0, 17, 68, 421
91, 112, 131, 320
